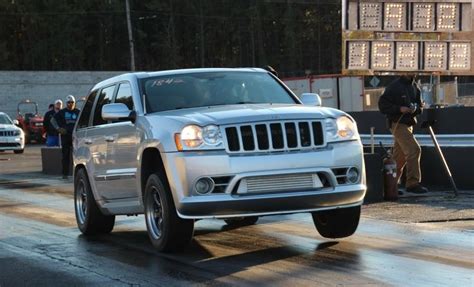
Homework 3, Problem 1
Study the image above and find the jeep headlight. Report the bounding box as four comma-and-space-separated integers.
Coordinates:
180, 125, 203, 148
13, 130, 21, 136
175, 124, 223, 151
325, 116, 359, 142
202, 125, 221, 145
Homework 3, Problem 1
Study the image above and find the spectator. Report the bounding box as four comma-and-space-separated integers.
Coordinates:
43, 100, 63, 147
51, 95, 80, 179
378, 74, 428, 194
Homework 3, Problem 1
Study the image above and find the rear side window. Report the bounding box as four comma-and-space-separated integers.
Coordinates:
115, 83, 134, 110
77, 90, 98, 129
93, 85, 115, 126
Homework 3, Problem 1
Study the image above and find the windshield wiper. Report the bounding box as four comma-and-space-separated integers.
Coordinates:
234, 101, 265, 104
205, 102, 264, 108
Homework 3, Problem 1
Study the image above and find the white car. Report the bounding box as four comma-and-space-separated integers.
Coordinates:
0, 112, 25, 154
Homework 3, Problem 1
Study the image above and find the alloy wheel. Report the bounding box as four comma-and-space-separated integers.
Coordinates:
75, 179, 88, 224
146, 186, 163, 239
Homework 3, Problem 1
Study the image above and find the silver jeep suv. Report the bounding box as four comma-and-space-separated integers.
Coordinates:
73, 68, 366, 252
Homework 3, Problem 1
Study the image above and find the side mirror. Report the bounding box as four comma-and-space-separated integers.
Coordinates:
300, 93, 322, 107
13, 120, 20, 126
102, 103, 136, 123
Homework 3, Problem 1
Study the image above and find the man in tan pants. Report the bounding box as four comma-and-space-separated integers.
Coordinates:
378, 74, 428, 194
391, 122, 422, 190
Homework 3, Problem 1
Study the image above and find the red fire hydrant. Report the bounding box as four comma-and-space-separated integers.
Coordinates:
383, 151, 398, 201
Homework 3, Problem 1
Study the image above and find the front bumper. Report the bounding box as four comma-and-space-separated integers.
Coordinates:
162, 140, 366, 219
0, 136, 25, 151
177, 187, 365, 219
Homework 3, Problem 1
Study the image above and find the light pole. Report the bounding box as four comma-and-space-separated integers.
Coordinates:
125, 0, 136, 71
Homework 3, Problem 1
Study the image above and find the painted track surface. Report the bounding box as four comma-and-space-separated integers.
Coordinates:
0, 147, 473, 286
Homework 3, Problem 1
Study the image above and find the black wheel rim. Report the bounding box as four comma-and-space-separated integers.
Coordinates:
75, 178, 88, 224
146, 186, 163, 239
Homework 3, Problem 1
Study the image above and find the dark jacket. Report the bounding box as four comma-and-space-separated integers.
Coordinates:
43, 109, 58, 136
53, 108, 80, 136
378, 77, 422, 126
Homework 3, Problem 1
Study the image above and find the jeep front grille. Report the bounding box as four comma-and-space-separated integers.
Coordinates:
224, 121, 324, 153
0, 130, 15, 137
0, 143, 20, 147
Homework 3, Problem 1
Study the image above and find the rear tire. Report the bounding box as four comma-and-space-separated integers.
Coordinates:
74, 168, 115, 235
144, 174, 194, 252
312, 205, 361, 238
224, 216, 259, 227
14, 149, 24, 154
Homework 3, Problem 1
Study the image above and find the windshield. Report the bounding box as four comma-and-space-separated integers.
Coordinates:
0, 115, 13, 125
141, 71, 296, 113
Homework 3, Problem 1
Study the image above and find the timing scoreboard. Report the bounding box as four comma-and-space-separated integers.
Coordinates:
342, 0, 474, 75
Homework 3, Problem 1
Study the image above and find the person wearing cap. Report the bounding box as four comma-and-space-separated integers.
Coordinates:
43, 100, 63, 147
51, 95, 80, 179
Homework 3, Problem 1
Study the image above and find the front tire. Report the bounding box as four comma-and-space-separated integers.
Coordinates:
74, 168, 115, 235
14, 149, 24, 154
312, 205, 361, 238
144, 174, 194, 252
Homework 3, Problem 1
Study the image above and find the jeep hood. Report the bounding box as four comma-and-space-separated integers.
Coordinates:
146, 104, 345, 126
0, 124, 18, 130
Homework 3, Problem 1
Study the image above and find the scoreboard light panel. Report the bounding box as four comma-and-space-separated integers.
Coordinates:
348, 2, 469, 32
449, 42, 471, 70
424, 42, 448, 71
371, 41, 394, 70
437, 4, 459, 32
396, 42, 419, 70
343, 0, 473, 75
359, 3, 382, 30
413, 3, 435, 31
347, 41, 370, 69
384, 3, 406, 31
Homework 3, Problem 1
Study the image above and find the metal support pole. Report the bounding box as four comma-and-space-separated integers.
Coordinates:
435, 74, 441, 104
454, 77, 459, 105
427, 126, 458, 197
125, 0, 136, 71
370, 127, 375, 154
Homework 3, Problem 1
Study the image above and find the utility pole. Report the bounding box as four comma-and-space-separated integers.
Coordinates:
125, 0, 136, 71
199, 0, 205, 67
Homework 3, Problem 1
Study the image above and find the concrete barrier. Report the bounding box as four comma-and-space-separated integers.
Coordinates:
364, 153, 384, 203
0, 71, 125, 118
41, 147, 72, 175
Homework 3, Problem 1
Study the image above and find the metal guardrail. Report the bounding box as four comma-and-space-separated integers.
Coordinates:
360, 134, 474, 147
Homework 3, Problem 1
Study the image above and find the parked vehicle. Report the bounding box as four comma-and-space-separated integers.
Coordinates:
0, 112, 25, 153
73, 68, 366, 252
16, 100, 44, 143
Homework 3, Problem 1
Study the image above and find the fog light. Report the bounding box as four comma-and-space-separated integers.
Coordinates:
346, 167, 359, 184
195, 177, 214, 195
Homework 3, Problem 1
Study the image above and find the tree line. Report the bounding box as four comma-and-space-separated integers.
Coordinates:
0, 0, 342, 78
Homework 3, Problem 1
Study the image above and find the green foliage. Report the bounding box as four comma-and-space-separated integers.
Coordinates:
0, 0, 341, 77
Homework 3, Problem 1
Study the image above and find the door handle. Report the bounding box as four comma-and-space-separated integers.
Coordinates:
84, 139, 92, 145
104, 136, 115, 143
